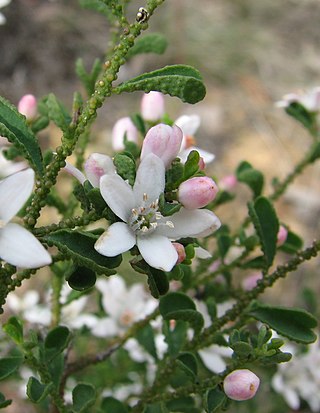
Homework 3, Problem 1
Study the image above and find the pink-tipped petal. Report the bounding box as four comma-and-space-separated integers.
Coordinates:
111, 117, 138, 151
141, 124, 183, 168
141, 91, 165, 122
84, 153, 115, 187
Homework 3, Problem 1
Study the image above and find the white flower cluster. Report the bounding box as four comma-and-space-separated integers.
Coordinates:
272, 339, 320, 412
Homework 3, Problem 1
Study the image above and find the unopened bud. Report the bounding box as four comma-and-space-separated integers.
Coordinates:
277, 225, 288, 247
141, 91, 165, 122
242, 272, 263, 291
141, 124, 183, 168
172, 242, 186, 264
18, 94, 37, 120
111, 117, 138, 151
178, 176, 218, 209
84, 153, 115, 187
223, 369, 260, 401
219, 175, 238, 191
198, 157, 206, 170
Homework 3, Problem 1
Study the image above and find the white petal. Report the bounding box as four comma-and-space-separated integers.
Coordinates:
91, 317, 119, 337
95, 222, 136, 257
64, 162, 86, 185
175, 115, 200, 136
137, 234, 178, 271
198, 348, 227, 373
133, 154, 165, 204
179, 146, 215, 164
0, 169, 34, 223
157, 208, 221, 239
0, 0, 11, 8
194, 246, 212, 259
100, 174, 135, 222
0, 223, 52, 268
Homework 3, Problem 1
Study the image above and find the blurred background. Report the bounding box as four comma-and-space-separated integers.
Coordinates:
1, 0, 319, 308
0, 0, 319, 318
0, 2, 320, 410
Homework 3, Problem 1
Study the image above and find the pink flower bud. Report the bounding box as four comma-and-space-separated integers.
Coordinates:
18, 94, 37, 120
172, 242, 186, 264
141, 91, 165, 122
111, 117, 138, 151
178, 176, 218, 209
140, 124, 183, 168
223, 369, 260, 401
277, 225, 288, 247
219, 175, 238, 191
84, 153, 115, 187
242, 272, 263, 291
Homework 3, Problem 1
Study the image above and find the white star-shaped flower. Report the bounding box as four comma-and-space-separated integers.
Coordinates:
0, 169, 52, 268
175, 114, 215, 164
94, 153, 220, 271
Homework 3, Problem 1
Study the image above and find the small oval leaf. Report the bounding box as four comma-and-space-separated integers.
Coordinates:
0, 96, 43, 174
114, 65, 206, 104
72, 383, 96, 413
26, 377, 53, 403
247, 301, 318, 344
248, 196, 279, 268
0, 356, 23, 381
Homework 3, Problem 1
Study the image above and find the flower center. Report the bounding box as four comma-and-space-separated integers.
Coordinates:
128, 193, 173, 236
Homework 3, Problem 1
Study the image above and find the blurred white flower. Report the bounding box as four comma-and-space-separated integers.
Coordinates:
196, 300, 233, 373
272, 339, 320, 412
91, 275, 158, 337
276, 87, 320, 112
0, 0, 11, 25
174, 115, 215, 165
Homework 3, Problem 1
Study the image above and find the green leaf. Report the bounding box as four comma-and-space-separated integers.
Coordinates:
114, 65, 206, 104
75, 58, 102, 96
3, 316, 23, 345
176, 352, 198, 381
44, 326, 71, 361
248, 196, 279, 268
0, 96, 43, 174
143, 402, 169, 413
0, 355, 23, 380
78, 0, 112, 18
279, 230, 303, 254
205, 387, 227, 413
0, 392, 12, 409
67, 266, 97, 291
113, 153, 136, 186
100, 396, 128, 413
285, 101, 317, 131
247, 301, 318, 344
127, 33, 168, 58
72, 383, 96, 413
230, 341, 252, 359
147, 268, 169, 298
184, 150, 200, 179
45, 93, 71, 132
217, 233, 231, 258
26, 377, 53, 403
236, 161, 264, 198
307, 141, 320, 162
159, 293, 204, 334
136, 324, 158, 360
44, 229, 121, 275
163, 320, 188, 357
166, 397, 197, 413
